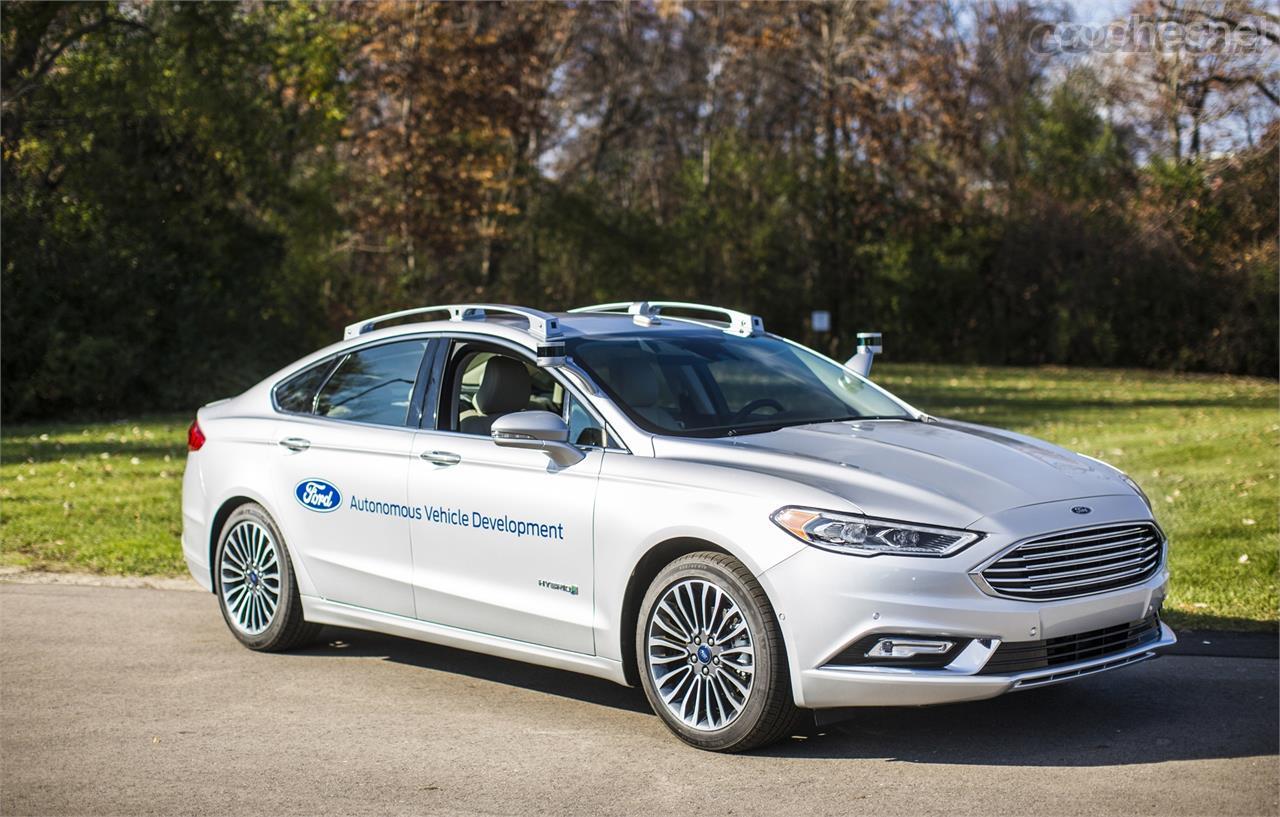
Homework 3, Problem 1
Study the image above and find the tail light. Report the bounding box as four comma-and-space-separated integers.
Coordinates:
187, 419, 206, 452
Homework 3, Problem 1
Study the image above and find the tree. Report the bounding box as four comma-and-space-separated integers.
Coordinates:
1, 2, 347, 416
333, 1, 578, 318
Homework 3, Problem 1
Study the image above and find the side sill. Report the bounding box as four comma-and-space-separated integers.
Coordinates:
300, 596, 629, 687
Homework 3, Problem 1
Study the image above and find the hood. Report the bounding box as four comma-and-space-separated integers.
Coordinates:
650, 418, 1133, 529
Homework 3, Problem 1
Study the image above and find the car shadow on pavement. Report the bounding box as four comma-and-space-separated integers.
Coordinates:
296, 626, 1277, 766
294, 626, 652, 714
765, 659, 1279, 764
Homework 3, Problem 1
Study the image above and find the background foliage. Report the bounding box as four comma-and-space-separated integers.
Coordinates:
2, 1, 1277, 419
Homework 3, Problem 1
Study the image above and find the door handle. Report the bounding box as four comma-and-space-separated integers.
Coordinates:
278, 437, 311, 452
420, 450, 461, 466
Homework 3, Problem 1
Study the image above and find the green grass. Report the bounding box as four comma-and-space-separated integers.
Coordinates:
1, 417, 189, 575
1, 365, 1276, 631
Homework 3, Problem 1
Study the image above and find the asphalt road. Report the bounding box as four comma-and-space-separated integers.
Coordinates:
2, 583, 1276, 817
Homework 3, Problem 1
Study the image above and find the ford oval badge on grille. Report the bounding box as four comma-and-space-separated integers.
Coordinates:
296, 479, 341, 512
1071, 506, 1092, 514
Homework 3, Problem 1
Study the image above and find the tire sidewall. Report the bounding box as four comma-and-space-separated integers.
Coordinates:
214, 503, 299, 650
635, 554, 786, 751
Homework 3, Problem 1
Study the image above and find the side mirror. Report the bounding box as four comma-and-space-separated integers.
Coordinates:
491, 410, 585, 467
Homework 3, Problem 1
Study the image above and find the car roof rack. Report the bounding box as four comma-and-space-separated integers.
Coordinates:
343, 304, 563, 342
569, 301, 764, 337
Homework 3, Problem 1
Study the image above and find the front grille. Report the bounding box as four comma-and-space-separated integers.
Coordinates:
978, 614, 1161, 675
977, 523, 1164, 600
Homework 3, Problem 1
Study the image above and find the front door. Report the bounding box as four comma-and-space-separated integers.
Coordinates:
407, 343, 603, 654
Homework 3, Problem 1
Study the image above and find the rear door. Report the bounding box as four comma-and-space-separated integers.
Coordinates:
271, 338, 436, 618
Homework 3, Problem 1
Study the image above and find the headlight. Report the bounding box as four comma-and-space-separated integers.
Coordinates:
771, 507, 981, 557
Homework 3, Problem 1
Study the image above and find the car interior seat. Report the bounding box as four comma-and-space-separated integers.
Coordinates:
458, 356, 532, 435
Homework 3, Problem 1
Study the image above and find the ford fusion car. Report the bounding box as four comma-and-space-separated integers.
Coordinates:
181, 301, 1174, 751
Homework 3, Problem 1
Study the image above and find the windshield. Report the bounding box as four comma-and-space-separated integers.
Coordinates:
568, 333, 913, 437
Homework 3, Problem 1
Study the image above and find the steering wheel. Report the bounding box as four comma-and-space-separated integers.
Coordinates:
729, 398, 785, 424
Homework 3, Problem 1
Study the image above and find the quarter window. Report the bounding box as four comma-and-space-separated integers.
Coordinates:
565, 394, 605, 447
314, 340, 429, 426
274, 359, 335, 414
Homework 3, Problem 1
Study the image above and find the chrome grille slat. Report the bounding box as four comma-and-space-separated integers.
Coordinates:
977, 523, 1164, 600
1014, 526, 1148, 549
986, 556, 1161, 593
998, 534, 1154, 562
988, 548, 1162, 578
984, 543, 1157, 573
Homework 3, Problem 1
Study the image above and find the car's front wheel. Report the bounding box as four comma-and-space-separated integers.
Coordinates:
636, 551, 801, 752
214, 503, 318, 651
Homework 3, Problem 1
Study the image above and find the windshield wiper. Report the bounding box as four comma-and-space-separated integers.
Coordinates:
694, 414, 916, 438
846, 415, 917, 422
722, 423, 786, 437
778, 414, 917, 428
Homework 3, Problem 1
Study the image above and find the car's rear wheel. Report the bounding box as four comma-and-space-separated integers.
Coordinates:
215, 503, 318, 651
636, 551, 801, 752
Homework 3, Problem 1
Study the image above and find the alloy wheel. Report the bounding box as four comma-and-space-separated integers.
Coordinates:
219, 520, 282, 635
646, 578, 756, 731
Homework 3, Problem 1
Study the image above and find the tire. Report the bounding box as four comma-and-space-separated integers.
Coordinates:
214, 502, 319, 652
636, 551, 801, 752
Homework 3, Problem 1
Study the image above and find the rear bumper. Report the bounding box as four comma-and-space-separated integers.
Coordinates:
182, 521, 212, 592
180, 456, 212, 592
797, 621, 1176, 708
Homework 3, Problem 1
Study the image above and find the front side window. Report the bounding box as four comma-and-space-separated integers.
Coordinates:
569, 333, 911, 437
313, 340, 429, 426
450, 348, 562, 436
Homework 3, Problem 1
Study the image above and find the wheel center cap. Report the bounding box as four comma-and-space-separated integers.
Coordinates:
248, 571, 259, 586
696, 645, 712, 664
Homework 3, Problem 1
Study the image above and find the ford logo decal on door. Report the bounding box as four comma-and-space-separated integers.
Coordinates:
295, 479, 342, 513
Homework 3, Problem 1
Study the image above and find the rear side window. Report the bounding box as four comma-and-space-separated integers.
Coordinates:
275, 360, 334, 414
315, 340, 429, 426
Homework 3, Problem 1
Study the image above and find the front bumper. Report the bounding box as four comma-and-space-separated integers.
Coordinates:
760, 495, 1175, 709
798, 621, 1175, 708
